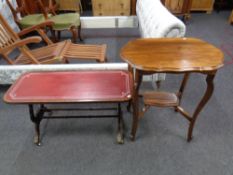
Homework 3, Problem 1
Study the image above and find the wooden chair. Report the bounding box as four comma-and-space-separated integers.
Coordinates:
37, 0, 82, 42
6, 0, 82, 43
6, 0, 48, 29
0, 14, 106, 65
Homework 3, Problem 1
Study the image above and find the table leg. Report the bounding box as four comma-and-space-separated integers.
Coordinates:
131, 70, 143, 141
187, 73, 215, 142
175, 73, 190, 111
117, 103, 124, 144
29, 104, 43, 146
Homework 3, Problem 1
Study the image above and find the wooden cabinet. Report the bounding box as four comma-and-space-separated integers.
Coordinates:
191, 0, 214, 13
164, 0, 185, 13
164, 0, 214, 14
163, 0, 192, 20
92, 0, 131, 16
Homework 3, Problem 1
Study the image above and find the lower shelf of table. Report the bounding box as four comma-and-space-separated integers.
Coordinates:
143, 91, 179, 107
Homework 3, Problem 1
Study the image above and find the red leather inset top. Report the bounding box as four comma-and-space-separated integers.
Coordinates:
4, 71, 132, 103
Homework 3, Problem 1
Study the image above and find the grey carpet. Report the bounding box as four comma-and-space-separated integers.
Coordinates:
1, 11, 233, 175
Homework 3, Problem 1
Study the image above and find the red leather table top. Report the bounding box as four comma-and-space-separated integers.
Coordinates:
4, 71, 132, 104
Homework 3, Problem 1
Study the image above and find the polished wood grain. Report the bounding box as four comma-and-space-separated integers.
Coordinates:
144, 91, 179, 107
92, 0, 131, 16
191, 0, 214, 13
121, 38, 224, 73
121, 37, 224, 142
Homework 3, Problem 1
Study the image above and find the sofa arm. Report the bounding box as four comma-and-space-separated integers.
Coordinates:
136, 0, 186, 38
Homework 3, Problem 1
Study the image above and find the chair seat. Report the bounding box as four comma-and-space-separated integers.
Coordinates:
50, 13, 80, 30
20, 14, 51, 29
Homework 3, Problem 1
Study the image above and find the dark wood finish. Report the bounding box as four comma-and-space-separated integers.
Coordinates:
120, 38, 224, 142
16, 0, 53, 14
131, 0, 136, 15
4, 71, 133, 145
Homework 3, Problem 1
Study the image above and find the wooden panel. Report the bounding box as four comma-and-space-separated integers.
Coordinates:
229, 10, 233, 23
191, 0, 214, 13
92, 0, 130, 16
165, 0, 184, 13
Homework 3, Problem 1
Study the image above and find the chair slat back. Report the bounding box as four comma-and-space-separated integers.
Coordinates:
0, 13, 19, 50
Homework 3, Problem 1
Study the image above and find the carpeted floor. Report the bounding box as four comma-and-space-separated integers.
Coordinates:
1, 11, 233, 175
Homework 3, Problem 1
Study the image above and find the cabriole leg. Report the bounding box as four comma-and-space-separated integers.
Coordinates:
187, 73, 215, 142
130, 70, 142, 141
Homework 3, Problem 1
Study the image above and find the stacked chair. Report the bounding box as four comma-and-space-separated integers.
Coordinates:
6, 0, 82, 42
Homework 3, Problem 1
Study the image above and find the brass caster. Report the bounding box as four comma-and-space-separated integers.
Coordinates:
117, 133, 124, 144
34, 136, 41, 146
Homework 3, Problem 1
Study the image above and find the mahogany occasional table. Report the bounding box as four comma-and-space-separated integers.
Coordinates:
120, 38, 224, 142
4, 71, 132, 145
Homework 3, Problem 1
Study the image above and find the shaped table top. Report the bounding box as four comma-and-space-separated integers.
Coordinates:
120, 38, 224, 73
4, 71, 132, 104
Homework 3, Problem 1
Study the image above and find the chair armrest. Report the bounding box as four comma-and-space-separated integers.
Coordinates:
0, 36, 42, 54
17, 21, 54, 45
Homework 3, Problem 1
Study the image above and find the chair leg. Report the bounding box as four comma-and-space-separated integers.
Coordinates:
50, 28, 57, 42
78, 24, 83, 41
70, 26, 77, 43
57, 31, 61, 41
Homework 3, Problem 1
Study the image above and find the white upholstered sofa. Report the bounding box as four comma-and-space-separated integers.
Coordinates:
136, 0, 186, 83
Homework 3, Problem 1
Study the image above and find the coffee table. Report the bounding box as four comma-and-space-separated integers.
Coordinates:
120, 38, 224, 141
4, 71, 132, 145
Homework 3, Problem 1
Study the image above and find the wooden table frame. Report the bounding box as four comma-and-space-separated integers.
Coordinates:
121, 38, 224, 142
132, 70, 216, 142
4, 71, 132, 146
28, 102, 124, 146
